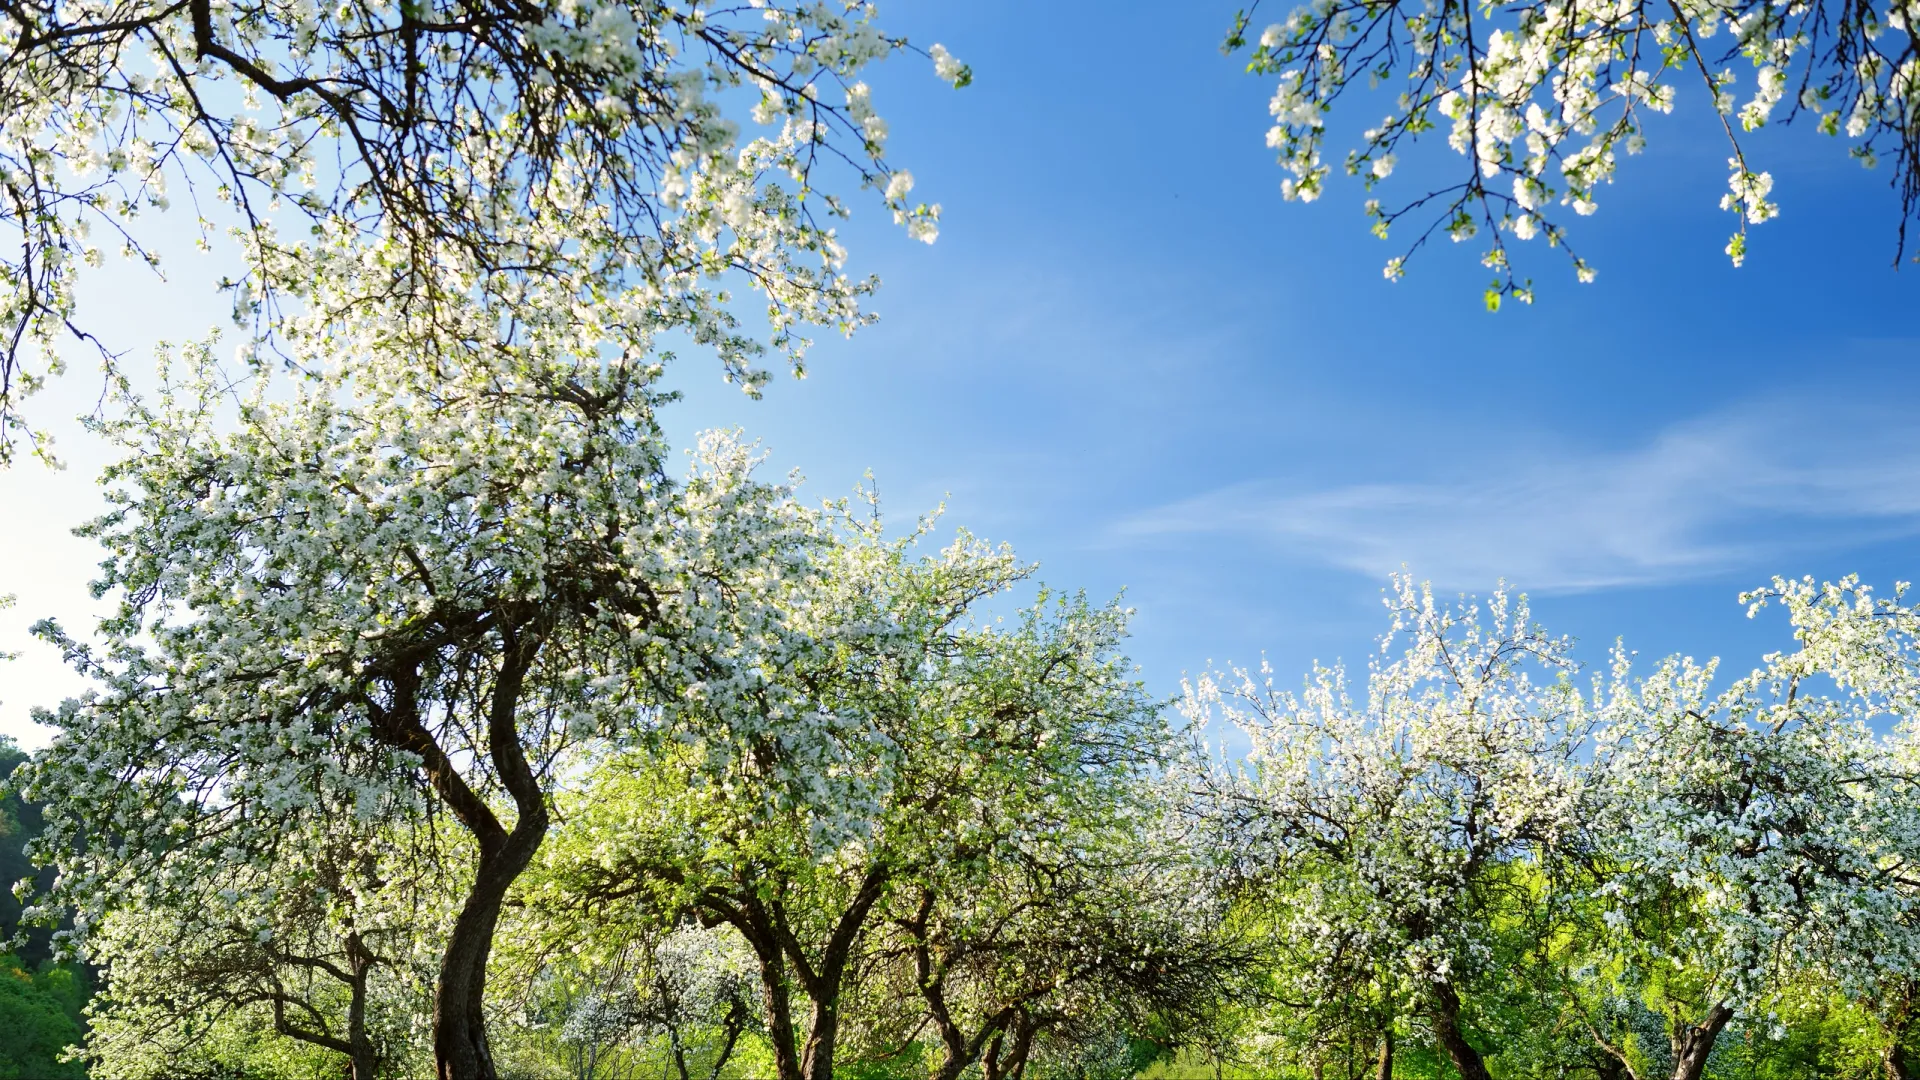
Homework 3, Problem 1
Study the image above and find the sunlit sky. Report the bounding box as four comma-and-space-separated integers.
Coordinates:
4, 0, 1919, 748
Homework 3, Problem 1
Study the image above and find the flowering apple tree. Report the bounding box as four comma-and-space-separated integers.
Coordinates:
1225, 0, 1920, 305
1729, 575, 1920, 1079
1523, 573, 1920, 1080
10, 312, 839, 1080
533, 509, 1181, 1080
0, 0, 967, 460
1187, 578, 1602, 1080
76, 815, 453, 1080
884, 805, 1247, 1080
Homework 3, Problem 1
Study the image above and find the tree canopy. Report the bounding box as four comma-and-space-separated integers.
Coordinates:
1224, 0, 1920, 305
0, 0, 965, 459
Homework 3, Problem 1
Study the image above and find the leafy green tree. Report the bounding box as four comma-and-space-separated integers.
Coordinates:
532, 510, 1179, 1080
0, 952, 88, 1080
0, 732, 57, 967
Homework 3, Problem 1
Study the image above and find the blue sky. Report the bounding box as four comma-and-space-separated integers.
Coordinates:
4, 0, 1919, 745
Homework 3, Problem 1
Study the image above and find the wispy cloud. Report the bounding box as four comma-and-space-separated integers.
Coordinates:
1115, 404, 1920, 593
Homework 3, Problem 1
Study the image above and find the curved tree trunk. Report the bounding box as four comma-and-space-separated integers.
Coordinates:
707, 1002, 748, 1080
740, 925, 803, 1080
1375, 1028, 1393, 1080
1669, 1004, 1733, 1080
1428, 981, 1492, 1080
345, 931, 379, 1080
373, 634, 550, 1080
431, 784, 548, 1079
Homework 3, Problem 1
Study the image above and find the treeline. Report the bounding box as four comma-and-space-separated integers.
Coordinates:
11, 513, 1920, 1080
1, 737, 89, 1079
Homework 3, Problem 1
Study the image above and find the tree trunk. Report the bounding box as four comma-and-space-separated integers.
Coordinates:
1375, 1028, 1393, 1080
909, 891, 996, 1080
1883, 990, 1918, 1080
1889, 1043, 1915, 1080
800, 994, 842, 1080
982, 1030, 1007, 1080
1428, 981, 1492, 1080
1669, 1004, 1733, 1080
791, 864, 889, 1080
1001, 1019, 1037, 1080
707, 1003, 747, 1080
750, 938, 803, 1080
346, 931, 379, 1080
432, 811, 548, 1080
418, 634, 551, 1080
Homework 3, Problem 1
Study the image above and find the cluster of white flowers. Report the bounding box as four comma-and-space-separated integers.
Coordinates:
0, 0, 968, 457
6, 264, 884, 1073
1186, 578, 1595, 1076
1229, 0, 1920, 299
1192, 570, 1920, 1076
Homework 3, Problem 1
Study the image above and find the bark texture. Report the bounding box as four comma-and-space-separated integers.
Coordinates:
1428, 981, 1493, 1080
1669, 1003, 1734, 1080
1889, 1043, 1915, 1080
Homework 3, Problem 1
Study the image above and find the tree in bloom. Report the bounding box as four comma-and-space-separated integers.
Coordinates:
532, 509, 1186, 1080
1577, 646, 1906, 1080
880, 805, 1246, 1080
1187, 578, 1602, 1080
497, 921, 758, 1080
1504, 574, 1920, 1080
631, 924, 761, 1080
1224, 0, 1920, 305
12, 309, 838, 1080
76, 816, 452, 1080
1726, 575, 1920, 1080
0, 0, 967, 460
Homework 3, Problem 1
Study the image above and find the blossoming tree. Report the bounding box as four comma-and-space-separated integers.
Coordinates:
883, 808, 1245, 1080
13, 311, 839, 1080
1735, 576, 1920, 1079
77, 815, 452, 1080
1225, 0, 1920, 304
533, 511, 1192, 1080
0, 0, 965, 459
1581, 633, 1918, 1080
1187, 579, 1603, 1080
1528, 573, 1920, 1080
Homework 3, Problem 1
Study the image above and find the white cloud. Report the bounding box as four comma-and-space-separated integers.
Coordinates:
1117, 404, 1920, 593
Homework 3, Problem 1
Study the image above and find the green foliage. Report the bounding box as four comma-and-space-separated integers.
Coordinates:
0, 737, 93, 1080
0, 953, 88, 1080
87, 1005, 360, 1080
0, 734, 59, 968
833, 1041, 930, 1080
